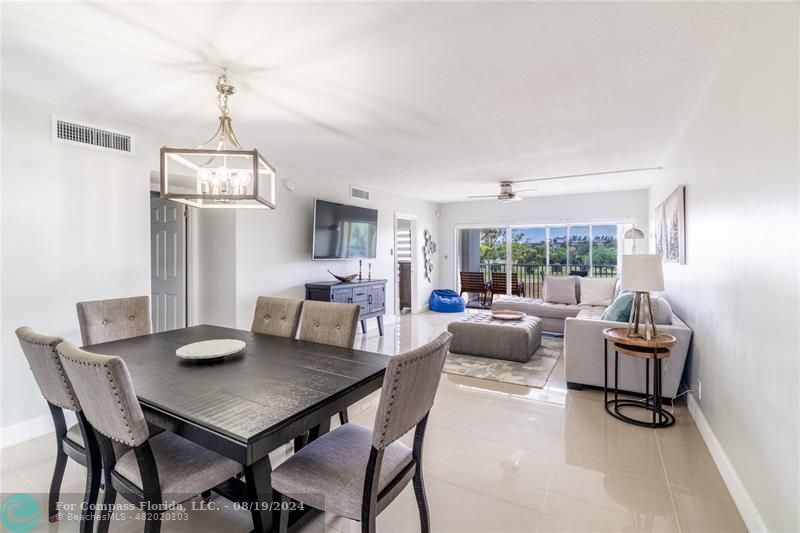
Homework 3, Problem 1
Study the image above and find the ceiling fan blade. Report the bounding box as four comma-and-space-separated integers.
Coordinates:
510, 166, 661, 185
467, 194, 499, 198
514, 188, 538, 194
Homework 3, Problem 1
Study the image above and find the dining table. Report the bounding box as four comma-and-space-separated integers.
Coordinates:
81, 324, 390, 533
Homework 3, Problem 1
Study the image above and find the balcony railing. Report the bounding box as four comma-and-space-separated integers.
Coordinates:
475, 263, 617, 300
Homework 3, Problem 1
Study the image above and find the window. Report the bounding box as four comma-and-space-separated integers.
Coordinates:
458, 223, 623, 299
568, 225, 590, 274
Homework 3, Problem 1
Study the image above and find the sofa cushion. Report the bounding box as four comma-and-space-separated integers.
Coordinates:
579, 277, 616, 306
576, 306, 607, 320
543, 276, 578, 305
601, 292, 634, 322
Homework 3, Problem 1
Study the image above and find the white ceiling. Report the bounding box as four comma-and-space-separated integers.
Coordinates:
2, 2, 744, 202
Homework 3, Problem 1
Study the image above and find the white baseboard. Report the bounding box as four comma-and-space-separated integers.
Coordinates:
0, 410, 76, 449
414, 304, 430, 314
686, 393, 767, 532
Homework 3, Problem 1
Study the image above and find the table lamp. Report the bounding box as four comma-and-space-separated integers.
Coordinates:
621, 254, 664, 339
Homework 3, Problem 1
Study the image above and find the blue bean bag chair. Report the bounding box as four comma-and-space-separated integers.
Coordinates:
429, 289, 466, 313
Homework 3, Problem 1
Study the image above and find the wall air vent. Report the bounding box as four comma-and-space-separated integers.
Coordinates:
350, 185, 371, 202
52, 116, 134, 155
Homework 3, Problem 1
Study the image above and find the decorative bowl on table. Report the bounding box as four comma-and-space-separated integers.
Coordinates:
176, 339, 245, 362
490, 310, 526, 321
328, 270, 358, 282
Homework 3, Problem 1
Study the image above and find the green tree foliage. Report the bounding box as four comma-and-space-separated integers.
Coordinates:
478, 227, 618, 269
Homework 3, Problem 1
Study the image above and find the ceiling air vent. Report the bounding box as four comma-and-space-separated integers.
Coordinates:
350, 185, 371, 202
52, 116, 134, 155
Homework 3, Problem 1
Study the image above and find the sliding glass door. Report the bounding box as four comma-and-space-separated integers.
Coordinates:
458, 223, 622, 301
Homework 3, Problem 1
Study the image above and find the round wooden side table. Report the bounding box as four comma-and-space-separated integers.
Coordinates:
602, 327, 678, 428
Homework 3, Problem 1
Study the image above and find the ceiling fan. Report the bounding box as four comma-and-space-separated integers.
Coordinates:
466, 166, 662, 202
467, 181, 536, 202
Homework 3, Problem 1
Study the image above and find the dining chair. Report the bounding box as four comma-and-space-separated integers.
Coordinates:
297, 300, 361, 424
57, 341, 242, 533
76, 295, 151, 345
297, 300, 361, 348
251, 296, 304, 338
272, 331, 453, 533
15, 327, 101, 528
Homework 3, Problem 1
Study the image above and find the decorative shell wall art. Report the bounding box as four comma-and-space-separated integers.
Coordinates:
422, 230, 437, 282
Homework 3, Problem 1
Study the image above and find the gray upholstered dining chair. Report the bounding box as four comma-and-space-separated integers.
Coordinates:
251, 296, 304, 338
297, 300, 362, 424
297, 300, 361, 348
57, 341, 242, 533
272, 331, 452, 533
15, 327, 103, 527
76, 295, 151, 345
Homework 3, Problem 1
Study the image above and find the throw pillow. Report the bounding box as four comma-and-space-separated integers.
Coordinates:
579, 277, 617, 306
601, 292, 634, 322
543, 276, 578, 305
649, 295, 674, 325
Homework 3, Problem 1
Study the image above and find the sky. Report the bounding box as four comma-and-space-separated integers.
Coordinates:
511, 225, 618, 243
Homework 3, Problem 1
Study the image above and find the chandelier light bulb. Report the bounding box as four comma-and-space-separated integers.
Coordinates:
197, 168, 211, 182
217, 166, 232, 182
239, 172, 252, 186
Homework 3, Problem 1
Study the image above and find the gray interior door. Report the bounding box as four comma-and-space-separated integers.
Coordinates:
150, 197, 186, 332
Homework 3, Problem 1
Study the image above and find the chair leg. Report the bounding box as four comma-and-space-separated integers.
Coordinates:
46, 403, 68, 523
48, 444, 68, 522
80, 459, 101, 533
144, 512, 162, 533
78, 412, 101, 533
412, 465, 431, 533
96, 485, 116, 533
339, 409, 349, 425
412, 414, 431, 533
361, 514, 376, 533
278, 494, 290, 533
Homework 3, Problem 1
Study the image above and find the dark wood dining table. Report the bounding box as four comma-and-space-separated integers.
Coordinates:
82, 324, 390, 533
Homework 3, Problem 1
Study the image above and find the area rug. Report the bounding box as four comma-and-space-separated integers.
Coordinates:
442, 335, 563, 388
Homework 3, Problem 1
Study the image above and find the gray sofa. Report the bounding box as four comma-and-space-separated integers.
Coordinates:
563, 307, 692, 397
492, 292, 693, 398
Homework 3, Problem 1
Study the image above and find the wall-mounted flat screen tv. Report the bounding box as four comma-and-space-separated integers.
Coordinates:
313, 199, 378, 260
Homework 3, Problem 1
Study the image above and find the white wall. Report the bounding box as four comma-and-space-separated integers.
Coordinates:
193, 209, 237, 328
649, 6, 798, 531
0, 92, 187, 444
438, 189, 649, 289
233, 172, 440, 330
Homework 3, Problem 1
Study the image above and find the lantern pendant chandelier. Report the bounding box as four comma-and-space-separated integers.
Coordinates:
160, 69, 276, 209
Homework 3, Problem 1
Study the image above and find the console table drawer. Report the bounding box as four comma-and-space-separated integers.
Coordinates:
352, 287, 370, 300
331, 288, 352, 303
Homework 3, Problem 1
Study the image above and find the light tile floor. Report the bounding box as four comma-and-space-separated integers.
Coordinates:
0, 311, 745, 532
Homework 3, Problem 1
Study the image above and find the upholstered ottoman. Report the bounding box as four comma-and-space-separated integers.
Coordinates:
447, 314, 542, 362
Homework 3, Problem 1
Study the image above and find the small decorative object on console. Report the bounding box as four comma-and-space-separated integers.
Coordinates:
327, 270, 358, 283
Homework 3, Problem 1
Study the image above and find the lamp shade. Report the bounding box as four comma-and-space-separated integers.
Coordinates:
621, 254, 664, 292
